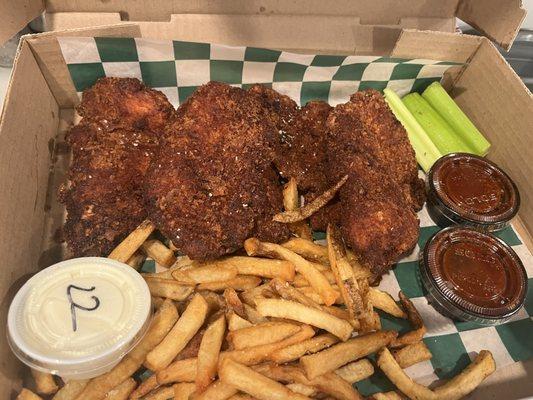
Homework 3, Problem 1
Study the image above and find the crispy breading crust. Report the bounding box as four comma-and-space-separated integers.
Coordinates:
144, 82, 289, 259
60, 78, 175, 256
327, 90, 423, 275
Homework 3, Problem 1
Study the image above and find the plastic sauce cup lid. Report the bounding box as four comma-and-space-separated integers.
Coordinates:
7, 257, 152, 379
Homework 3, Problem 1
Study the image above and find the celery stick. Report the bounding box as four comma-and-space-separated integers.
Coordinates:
383, 88, 442, 172
422, 82, 490, 156
402, 92, 473, 155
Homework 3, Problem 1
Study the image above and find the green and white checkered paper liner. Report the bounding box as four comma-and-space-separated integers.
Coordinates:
57, 37, 533, 395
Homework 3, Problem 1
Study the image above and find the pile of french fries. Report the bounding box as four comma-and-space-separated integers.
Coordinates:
17, 179, 496, 400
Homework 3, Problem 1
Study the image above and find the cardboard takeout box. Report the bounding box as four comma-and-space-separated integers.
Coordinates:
0, 1, 532, 399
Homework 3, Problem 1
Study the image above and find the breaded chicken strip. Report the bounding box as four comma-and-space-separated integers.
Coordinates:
327, 90, 423, 275
144, 82, 289, 259
60, 77, 175, 256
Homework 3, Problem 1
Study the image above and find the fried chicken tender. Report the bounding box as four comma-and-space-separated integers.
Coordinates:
60, 78, 175, 256
144, 82, 289, 260
327, 90, 423, 275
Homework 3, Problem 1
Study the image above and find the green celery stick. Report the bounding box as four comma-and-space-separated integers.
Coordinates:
402, 92, 473, 155
422, 81, 490, 156
383, 88, 442, 172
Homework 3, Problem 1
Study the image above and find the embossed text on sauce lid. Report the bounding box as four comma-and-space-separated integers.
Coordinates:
7, 257, 152, 379
427, 153, 520, 232
420, 226, 527, 325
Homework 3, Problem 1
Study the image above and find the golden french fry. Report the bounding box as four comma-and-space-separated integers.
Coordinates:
243, 304, 268, 324
144, 277, 194, 300
220, 325, 315, 366
227, 311, 253, 331
389, 292, 426, 348
126, 252, 145, 270
255, 298, 352, 340
108, 219, 155, 262
282, 178, 313, 240
198, 290, 226, 312
202, 256, 296, 281
193, 380, 238, 400
240, 283, 275, 306
104, 377, 136, 400
269, 278, 321, 310
273, 175, 348, 223
293, 270, 335, 287
141, 239, 176, 267
368, 288, 406, 319
173, 265, 238, 285
377, 348, 495, 400
323, 306, 360, 329
286, 383, 316, 397
227, 395, 256, 400
300, 330, 397, 379
77, 299, 178, 400
327, 224, 365, 319
223, 288, 246, 317
16, 389, 42, 400
157, 357, 198, 385
372, 392, 402, 400
129, 374, 158, 399
392, 341, 432, 368
51, 380, 89, 400
196, 314, 226, 393
270, 333, 338, 364
198, 276, 262, 292
146, 293, 209, 371
151, 296, 165, 309
219, 358, 310, 400
173, 383, 196, 400
357, 278, 381, 333
227, 321, 302, 350
245, 239, 337, 306
143, 386, 175, 400
31, 370, 58, 395
282, 238, 329, 264
256, 363, 362, 400
335, 359, 375, 383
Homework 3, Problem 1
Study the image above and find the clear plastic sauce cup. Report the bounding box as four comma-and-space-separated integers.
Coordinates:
7, 257, 152, 379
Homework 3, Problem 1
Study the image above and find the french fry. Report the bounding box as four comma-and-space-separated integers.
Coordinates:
108, 219, 155, 262
282, 238, 329, 264
220, 324, 315, 366
223, 288, 246, 317
256, 363, 362, 400
286, 383, 316, 397
227, 321, 302, 350
282, 178, 313, 240
172, 265, 238, 285
245, 239, 337, 306
377, 348, 496, 400
269, 333, 338, 364
129, 374, 158, 399
51, 380, 89, 400
126, 252, 145, 270
389, 292, 426, 348
227, 311, 253, 331
77, 299, 178, 400
357, 278, 381, 333
273, 175, 348, 223
368, 288, 406, 319
240, 283, 275, 305
300, 330, 397, 379
372, 392, 402, 400
198, 290, 226, 312
203, 256, 296, 281
293, 270, 335, 287
219, 358, 310, 400
16, 389, 42, 400
31, 370, 58, 395
346, 251, 373, 280
141, 239, 176, 267
104, 377, 136, 400
196, 314, 226, 393
227, 395, 256, 400
193, 380, 238, 400
334, 359, 375, 383
323, 306, 360, 330
146, 293, 209, 371
255, 298, 352, 340
243, 304, 268, 324
268, 278, 322, 310
144, 277, 194, 300
173, 383, 196, 400
392, 341, 432, 368
326, 224, 364, 319
157, 357, 198, 384
143, 386, 175, 400
198, 276, 262, 292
